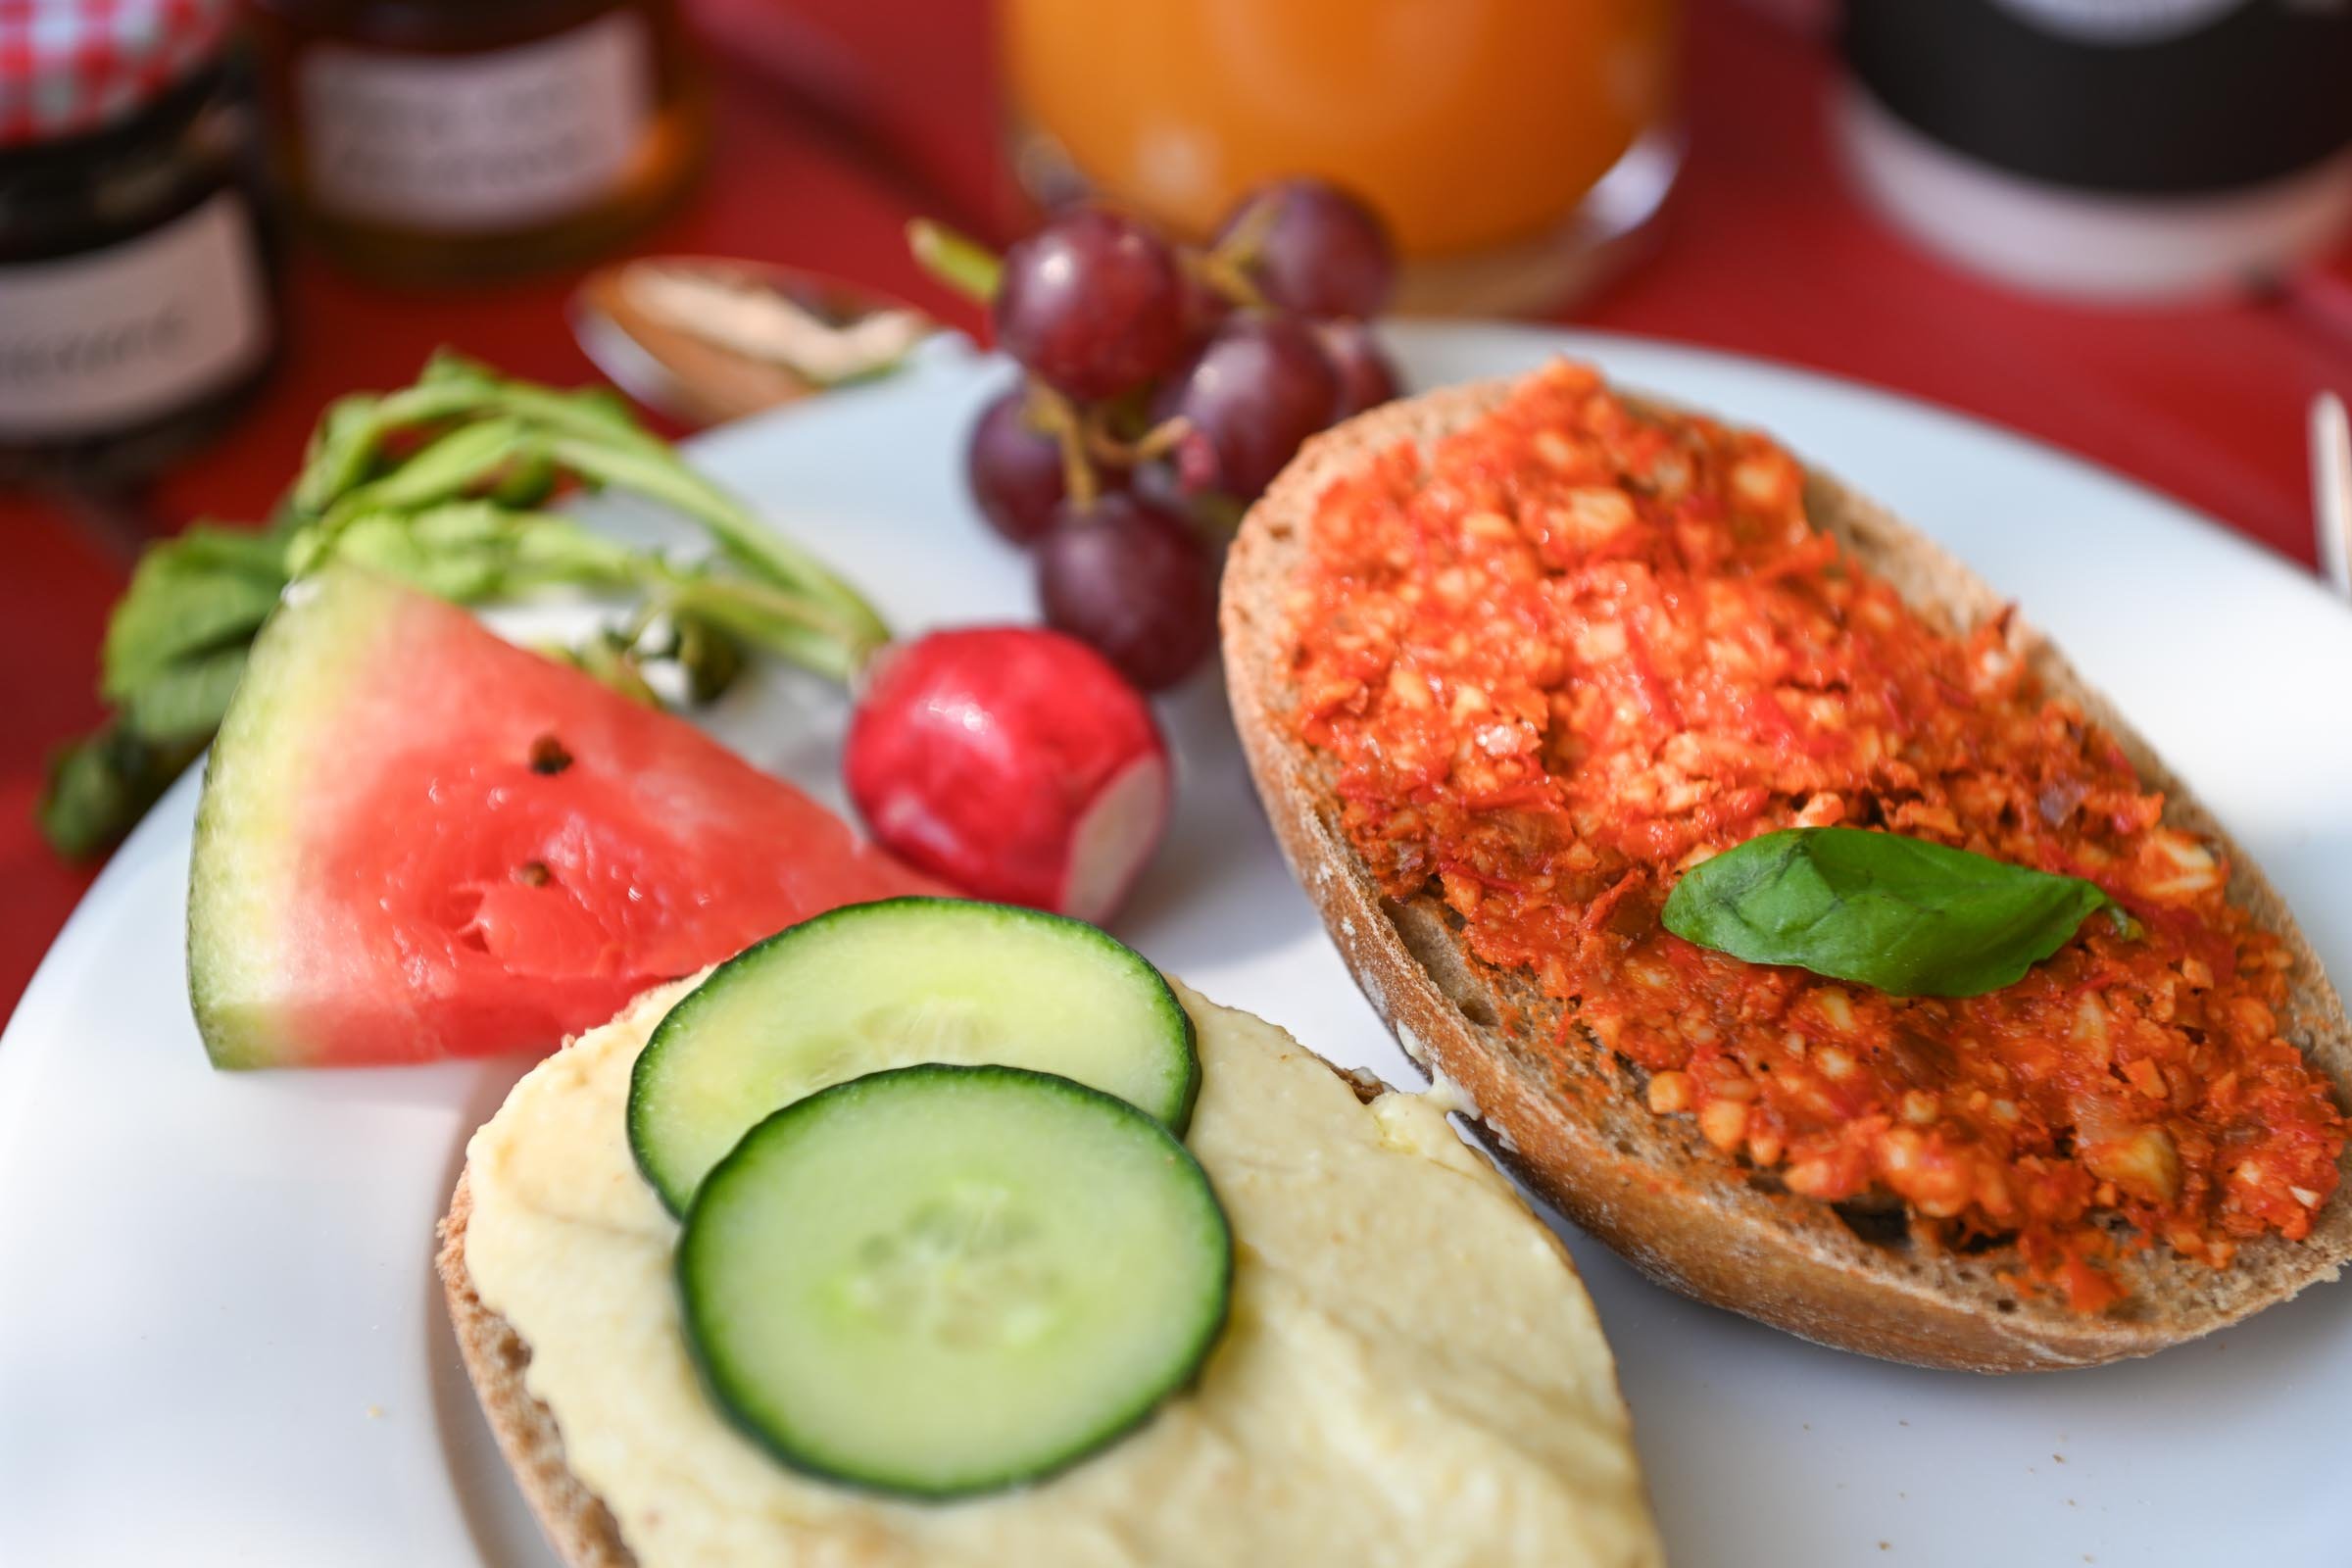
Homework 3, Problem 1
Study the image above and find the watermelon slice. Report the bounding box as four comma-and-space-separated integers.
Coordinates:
188, 568, 939, 1067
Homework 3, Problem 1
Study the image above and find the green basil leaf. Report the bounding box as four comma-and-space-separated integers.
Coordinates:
1660, 827, 2115, 998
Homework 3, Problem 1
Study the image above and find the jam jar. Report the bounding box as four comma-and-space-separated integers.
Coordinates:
0, 0, 282, 483
247, 0, 710, 282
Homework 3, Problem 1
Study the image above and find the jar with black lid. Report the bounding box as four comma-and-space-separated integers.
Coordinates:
0, 0, 282, 484
1838, 0, 2352, 300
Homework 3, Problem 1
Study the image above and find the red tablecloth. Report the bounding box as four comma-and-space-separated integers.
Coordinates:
2, 0, 2345, 1014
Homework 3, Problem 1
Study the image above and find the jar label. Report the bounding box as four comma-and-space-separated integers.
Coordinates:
299, 12, 655, 232
0, 193, 270, 439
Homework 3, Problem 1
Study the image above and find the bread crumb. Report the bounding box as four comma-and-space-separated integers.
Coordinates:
365, 1405, 384, 1419
1878, 1544, 1890, 1553
2053, 1453, 2066, 1463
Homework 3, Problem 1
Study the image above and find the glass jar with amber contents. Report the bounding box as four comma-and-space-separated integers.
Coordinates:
247, 0, 709, 282
0, 0, 281, 483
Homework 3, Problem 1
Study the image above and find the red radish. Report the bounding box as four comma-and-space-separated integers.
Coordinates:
845, 626, 1171, 923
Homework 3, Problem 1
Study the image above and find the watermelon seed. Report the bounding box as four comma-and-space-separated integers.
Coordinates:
515, 861, 552, 887
529, 735, 574, 775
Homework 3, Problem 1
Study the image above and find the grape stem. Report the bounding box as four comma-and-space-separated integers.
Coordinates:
1191, 198, 1276, 312
908, 212, 1198, 521
906, 220, 1005, 305
1022, 383, 1100, 512
1086, 414, 1192, 468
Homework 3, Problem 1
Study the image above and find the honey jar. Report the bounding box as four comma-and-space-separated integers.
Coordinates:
247, 0, 709, 281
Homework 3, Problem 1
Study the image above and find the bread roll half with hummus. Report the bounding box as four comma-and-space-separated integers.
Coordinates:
438, 977, 1664, 1568
1219, 363, 2352, 1373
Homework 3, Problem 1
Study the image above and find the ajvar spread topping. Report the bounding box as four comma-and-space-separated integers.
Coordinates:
1286, 362, 2344, 1310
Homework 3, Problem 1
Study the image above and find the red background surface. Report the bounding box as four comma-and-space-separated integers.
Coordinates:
3, 0, 2347, 1015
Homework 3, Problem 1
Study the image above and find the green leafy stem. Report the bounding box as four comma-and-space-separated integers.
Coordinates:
41, 353, 892, 859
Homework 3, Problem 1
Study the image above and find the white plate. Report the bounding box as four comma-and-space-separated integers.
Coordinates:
5, 323, 2348, 1568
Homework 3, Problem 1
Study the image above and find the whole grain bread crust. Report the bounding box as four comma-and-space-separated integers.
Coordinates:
1220, 371, 2352, 1372
438, 1176, 639, 1568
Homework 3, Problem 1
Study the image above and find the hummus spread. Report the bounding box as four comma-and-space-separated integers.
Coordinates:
463, 978, 1663, 1568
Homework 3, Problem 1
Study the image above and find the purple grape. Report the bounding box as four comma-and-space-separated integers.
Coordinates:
1036, 493, 1217, 690
1176, 266, 1235, 344
1214, 177, 1397, 320
966, 386, 1070, 545
993, 208, 1187, 400
1316, 319, 1401, 418
1155, 314, 1341, 503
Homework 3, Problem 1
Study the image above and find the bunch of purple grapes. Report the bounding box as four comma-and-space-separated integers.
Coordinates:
960, 178, 1401, 691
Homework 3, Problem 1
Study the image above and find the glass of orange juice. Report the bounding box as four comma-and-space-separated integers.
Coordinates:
1002, 0, 1682, 315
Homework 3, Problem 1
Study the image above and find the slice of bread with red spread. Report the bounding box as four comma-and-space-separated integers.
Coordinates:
1220, 365, 2352, 1372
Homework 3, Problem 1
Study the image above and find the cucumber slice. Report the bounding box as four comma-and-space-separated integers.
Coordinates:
678, 1063, 1231, 1498
630, 898, 1197, 1213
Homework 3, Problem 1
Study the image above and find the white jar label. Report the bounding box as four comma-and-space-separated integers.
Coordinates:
299, 11, 654, 232
0, 193, 270, 440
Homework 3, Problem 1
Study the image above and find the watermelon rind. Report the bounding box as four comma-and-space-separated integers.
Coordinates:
187, 569, 416, 1069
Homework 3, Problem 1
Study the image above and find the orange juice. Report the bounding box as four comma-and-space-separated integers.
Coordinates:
1003, 0, 1678, 261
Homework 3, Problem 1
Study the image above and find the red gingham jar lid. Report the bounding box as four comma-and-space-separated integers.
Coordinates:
0, 0, 235, 148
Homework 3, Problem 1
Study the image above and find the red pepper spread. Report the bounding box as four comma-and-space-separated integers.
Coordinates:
1286, 362, 2343, 1311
